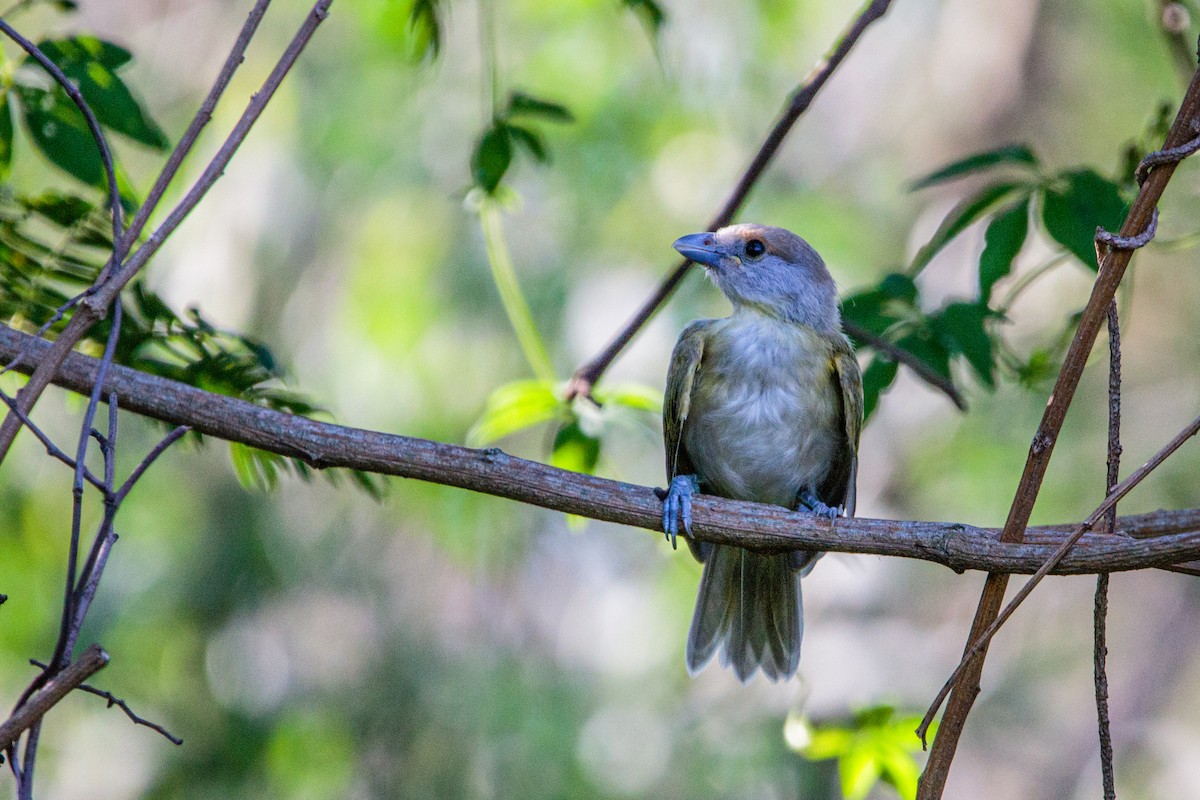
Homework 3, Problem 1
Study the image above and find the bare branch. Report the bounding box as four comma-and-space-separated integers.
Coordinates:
114, 426, 190, 505
50, 304, 123, 673
916, 60, 1200, 797
0, 645, 108, 753
918, 408, 1200, 742
1096, 301, 1122, 800
121, 0, 274, 249
3, 321, 1200, 575
28, 660, 182, 746
0, 389, 103, 489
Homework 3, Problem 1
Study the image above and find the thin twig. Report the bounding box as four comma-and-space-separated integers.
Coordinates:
0, 645, 109, 752
15, 720, 37, 800
121, 0, 273, 249
81, 683, 182, 746
916, 408, 1200, 743
917, 62, 1200, 798
28, 660, 182, 746
0, 389, 104, 489
1095, 570, 1115, 796
843, 320, 967, 409
566, 0, 895, 399
68, 396, 123, 646
0, 0, 333, 467
1096, 301, 1121, 800
68, 527, 116, 643
114, 425, 190, 505
51, 304, 122, 673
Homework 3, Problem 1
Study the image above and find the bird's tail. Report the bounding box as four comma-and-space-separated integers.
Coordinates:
686, 544, 804, 682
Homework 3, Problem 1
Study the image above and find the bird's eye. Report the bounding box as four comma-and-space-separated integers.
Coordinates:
745, 239, 766, 258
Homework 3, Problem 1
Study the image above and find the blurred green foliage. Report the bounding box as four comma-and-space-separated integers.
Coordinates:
1, 0, 1200, 799
793, 705, 935, 800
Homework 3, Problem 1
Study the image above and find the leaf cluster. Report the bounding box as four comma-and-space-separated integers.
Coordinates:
793, 705, 934, 800
472, 91, 575, 195
468, 378, 660, 480
845, 138, 1145, 419
2, 35, 169, 204
0, 21, 382, 497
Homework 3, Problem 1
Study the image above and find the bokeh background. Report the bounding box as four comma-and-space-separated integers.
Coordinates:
3, 0, 1200, 797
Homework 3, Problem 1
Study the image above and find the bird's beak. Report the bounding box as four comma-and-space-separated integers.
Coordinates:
673, 232, 724, 268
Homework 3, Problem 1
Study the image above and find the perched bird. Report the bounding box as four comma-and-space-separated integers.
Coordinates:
662, 223, 862, 682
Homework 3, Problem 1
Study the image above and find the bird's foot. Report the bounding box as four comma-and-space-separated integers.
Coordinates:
796, 489, 842, 521
662, 474, 700, 550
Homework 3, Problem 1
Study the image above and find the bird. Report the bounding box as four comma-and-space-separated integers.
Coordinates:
661, 223, 862, 682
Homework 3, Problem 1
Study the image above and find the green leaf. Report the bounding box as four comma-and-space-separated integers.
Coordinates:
466, 379, 562, 446
802, 727, 854, 760
841, 273, 918, 337
506, 91, 574, 124
24, 191, 95, 227
839, 745, 883, 800
877, 743, 921, 800
979, 198, 1028, 301
31, 37, 169, 149
895, 328, 953, 381
1041, 169, 1128, 269
910, 182, 1027, 273
0, 91, 12, 180
621, 0, 666, 38
407, 0, 442, 61
861, 356, 899, 422
508, 124, 549, 163
229, 442, 280, 492
550, 420, 600, 475
472, 122, 513, 194
909, 144, 1039, 190
44, 36, 132, 69
16, 83, 109, 187
932, 302, 997, 388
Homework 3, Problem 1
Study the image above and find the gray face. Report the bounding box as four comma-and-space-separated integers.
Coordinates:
672, 224, 841, 334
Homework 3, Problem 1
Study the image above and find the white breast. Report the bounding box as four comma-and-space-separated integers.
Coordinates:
683, 313, 841, 507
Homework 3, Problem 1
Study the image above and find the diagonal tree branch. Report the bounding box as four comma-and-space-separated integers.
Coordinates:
916, 58, 1200, 798
0, 645, 108, 753
916, 406, 1200, 743
3, 321, 1200, 575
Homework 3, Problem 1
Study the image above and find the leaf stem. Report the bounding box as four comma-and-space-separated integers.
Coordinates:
478, 202, 557, 383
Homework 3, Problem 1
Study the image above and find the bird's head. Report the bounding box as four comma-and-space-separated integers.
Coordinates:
673, 223, 840, 333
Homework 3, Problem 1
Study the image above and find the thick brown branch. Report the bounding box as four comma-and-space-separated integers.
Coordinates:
0, 645, 108, 752
2, 323, 1200, 574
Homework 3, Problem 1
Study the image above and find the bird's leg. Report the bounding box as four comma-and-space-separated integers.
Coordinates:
662, 474, 700, 549
796, 488, 842, 521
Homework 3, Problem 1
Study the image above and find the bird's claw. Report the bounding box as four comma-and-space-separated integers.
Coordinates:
797, 489, 842, 521
662, 474, 700, 550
